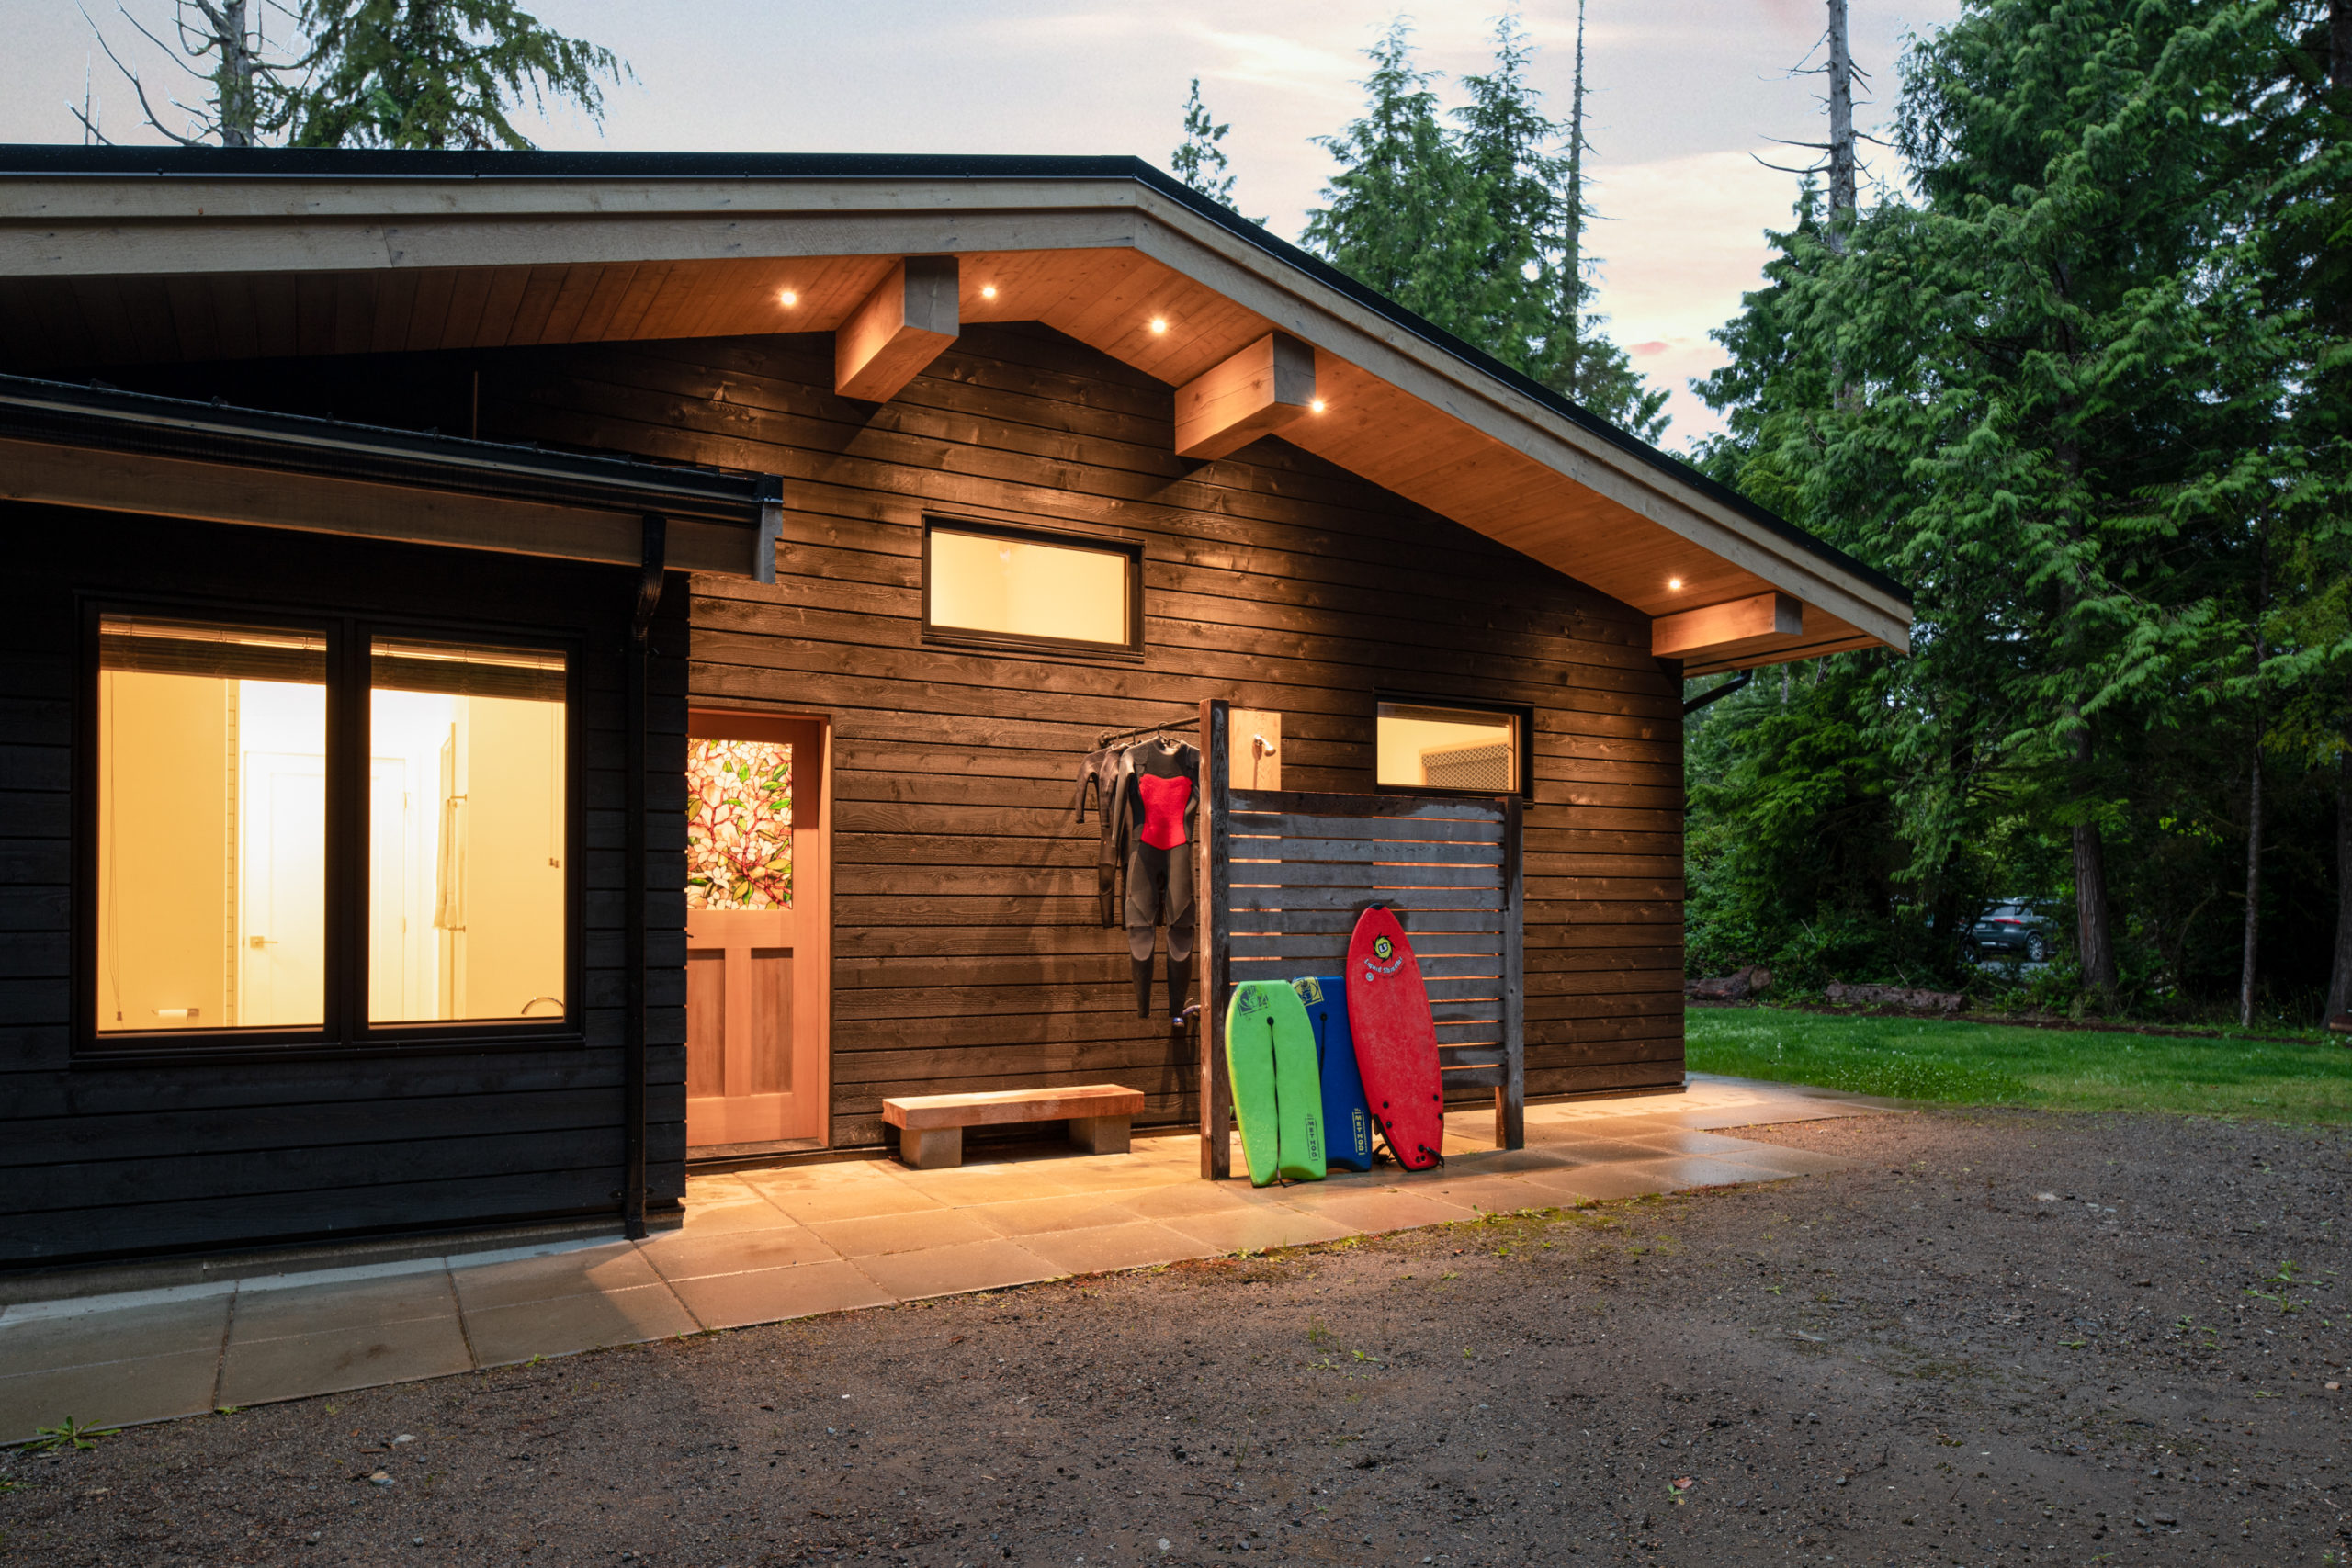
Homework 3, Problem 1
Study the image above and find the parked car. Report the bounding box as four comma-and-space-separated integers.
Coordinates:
1966, 899, 2052, 964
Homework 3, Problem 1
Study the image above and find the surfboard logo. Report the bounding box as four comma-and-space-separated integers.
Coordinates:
1361, 953, 1402, 982
1237, 989, 1267, 1015
1373, 935, 1394, 961
1292, 976, 1324, 1005
1351, 1107, 1370, 1157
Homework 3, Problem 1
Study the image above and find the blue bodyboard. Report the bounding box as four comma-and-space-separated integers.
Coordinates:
1292, 975, 1376, 1172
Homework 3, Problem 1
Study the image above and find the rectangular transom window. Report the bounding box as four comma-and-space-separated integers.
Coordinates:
923, 519, 1140, 653
1376, 700, 1525, 795
86, 608, 574, 1055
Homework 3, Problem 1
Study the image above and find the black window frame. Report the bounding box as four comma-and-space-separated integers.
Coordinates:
919, 514, 1146, 660
1371, 691, 1535, 800
74, 595, 584, 1066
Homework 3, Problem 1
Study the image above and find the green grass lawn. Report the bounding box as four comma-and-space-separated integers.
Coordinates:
1686, 1006, 2352, 1123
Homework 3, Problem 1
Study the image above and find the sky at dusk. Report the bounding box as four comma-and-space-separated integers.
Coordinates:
0, 0, 1967, 447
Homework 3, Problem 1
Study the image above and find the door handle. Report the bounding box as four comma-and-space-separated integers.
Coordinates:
247, 935, 277, 948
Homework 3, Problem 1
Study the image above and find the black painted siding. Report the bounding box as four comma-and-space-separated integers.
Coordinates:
0, 508, 685, 1269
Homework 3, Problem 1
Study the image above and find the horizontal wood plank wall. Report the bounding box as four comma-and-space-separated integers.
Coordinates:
0, 509, 684, 1268
471, 322, 1681, 1145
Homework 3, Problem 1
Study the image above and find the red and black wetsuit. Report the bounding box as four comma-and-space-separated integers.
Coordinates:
1115, 739, 1199, 1020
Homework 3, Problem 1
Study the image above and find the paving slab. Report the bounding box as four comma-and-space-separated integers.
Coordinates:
1012, 1223, 1216, 1277
450, 1242, 670, 1311
807, 1206, 1006, 1258
965, 1193, 1153, 1237
226, 1270, 459, 1344
1268, 1189, 1478, 1235
0, 1347, 224, 1440
849, 1239, 1063, 1302
666, 1260, 896, 1332
464, 1284, 698, 1367
1157, 1206, 1354, 1255
633, 1224, 842, 1282
217, 1313, 472, 1407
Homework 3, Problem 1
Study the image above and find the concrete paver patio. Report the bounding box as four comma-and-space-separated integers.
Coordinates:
0, 1073, 1887, 1443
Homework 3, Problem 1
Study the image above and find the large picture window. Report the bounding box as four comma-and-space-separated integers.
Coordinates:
922, 519, 1141, 655
85, 608, 574, 1055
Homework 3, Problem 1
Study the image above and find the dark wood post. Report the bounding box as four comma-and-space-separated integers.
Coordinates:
1498, 793, 1526, 1150
1199, 698, 1232, 1179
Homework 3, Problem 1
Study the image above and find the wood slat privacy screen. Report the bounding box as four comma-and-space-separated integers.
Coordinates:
1197, 700, 1525, 1179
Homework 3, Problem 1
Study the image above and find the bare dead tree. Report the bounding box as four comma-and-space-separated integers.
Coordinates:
1756, 0, 1877, 249
71, 0, 300, 146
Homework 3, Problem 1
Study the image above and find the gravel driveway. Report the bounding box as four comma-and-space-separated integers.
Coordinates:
5, 1107, 2346, 1566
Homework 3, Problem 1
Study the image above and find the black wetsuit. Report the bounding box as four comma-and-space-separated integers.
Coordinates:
1115, 739, 1200, 1021
1075, 744, 1132, 929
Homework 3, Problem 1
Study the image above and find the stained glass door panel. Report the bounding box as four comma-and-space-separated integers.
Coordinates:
684, 720, 828, 1147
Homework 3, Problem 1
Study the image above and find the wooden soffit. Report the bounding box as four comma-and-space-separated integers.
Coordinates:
0, 161, 1910, 667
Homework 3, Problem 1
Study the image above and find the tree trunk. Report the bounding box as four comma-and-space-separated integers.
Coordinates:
1826, 0, 1858, 232
2240, 745, 2263, 1028
2329, 743, 2352, 1020
218, 0, 255, 147
2240, 546, 2267, 1029
2072, 725, 2118, 999
2334, 0, 2350, 92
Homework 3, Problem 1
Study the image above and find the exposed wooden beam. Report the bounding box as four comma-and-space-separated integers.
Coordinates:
834, 255, 959, 401
1651, 591, 1804, 660
1173, 331, 1317, 461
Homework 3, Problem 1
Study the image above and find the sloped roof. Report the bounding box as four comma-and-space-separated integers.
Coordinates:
0, 146, 1909, 671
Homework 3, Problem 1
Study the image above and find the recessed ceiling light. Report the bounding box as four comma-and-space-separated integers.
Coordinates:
1148, 316, 1169, 334
778, 288, 799, 307
980, 284, 999, 299
1668, 577, 1683, 590
1310, 398, 1327, 414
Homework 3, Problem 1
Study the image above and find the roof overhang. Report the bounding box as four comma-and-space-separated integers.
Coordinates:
0, 373, 782, 579
0, 148, 1910, 671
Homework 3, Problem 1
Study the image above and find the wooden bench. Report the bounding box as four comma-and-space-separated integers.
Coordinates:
881, 1084, 1147, 1169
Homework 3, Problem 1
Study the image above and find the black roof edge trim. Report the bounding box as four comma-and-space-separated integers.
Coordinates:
0, 144, 1908, 609
0, 369, 775, 527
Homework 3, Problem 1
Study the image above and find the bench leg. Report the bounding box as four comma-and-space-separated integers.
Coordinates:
1069, 1114, 1131, 1156
899, 1125, 963, 1169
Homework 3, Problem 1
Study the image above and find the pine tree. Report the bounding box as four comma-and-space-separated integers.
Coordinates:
286, 0, 628, 150
1304, 19, 1508, 342
1308, 16, 1665, 439
1171, 78, 1238, 210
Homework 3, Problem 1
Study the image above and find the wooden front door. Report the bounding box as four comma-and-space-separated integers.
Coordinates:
684, 714, 830, 1149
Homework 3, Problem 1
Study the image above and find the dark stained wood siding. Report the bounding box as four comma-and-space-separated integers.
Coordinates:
477, 323, 1682, 1147
0, 510, 685, 1269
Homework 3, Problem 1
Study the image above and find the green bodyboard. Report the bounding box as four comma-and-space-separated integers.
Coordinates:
1224, 981, 1327, 1187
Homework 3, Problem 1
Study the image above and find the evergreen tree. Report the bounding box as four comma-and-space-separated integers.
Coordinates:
1304, 20, 1510, 344
287, 0, 628, 150
1307, 16, 1666, 440
1171, 78, 1239, 211
1693, 0, 2312, 1011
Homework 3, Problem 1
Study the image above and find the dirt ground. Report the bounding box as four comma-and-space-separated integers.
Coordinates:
5, 1108, 2348, 1567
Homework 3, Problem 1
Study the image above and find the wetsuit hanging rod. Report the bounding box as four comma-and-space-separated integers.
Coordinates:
1094, 714, 1200, 749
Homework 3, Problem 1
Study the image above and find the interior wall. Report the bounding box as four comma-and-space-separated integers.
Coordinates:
94, 670, 230, 1032
481, 322, 1683, 1146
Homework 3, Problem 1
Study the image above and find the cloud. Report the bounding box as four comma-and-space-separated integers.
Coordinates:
1584, 147, 1801, 446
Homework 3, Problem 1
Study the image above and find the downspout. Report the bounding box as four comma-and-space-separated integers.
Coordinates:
622, 513, 667, 1241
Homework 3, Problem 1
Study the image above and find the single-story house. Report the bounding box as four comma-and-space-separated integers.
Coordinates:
0, 147, 1910, 1272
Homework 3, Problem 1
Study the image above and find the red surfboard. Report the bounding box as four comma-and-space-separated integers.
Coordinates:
1345, 905, 1444, 1170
